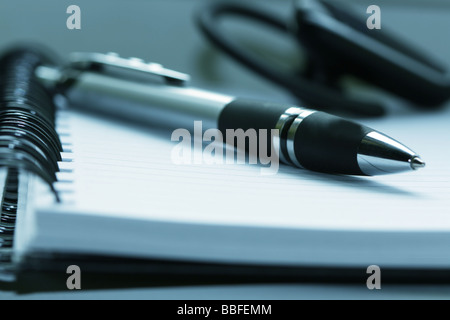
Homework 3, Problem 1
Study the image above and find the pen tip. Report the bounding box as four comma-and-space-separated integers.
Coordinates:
410, 156, 426, 170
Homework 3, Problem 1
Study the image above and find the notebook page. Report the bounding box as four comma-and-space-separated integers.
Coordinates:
50, 106, 450, 232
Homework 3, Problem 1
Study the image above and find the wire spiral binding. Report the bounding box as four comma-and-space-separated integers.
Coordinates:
0, 48, 63, 269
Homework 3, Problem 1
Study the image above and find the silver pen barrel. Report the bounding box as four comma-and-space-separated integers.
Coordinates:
37, 66, 233, 131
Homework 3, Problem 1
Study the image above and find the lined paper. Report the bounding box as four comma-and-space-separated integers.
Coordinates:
49, 107, 450, 232
19, 106, 450, 268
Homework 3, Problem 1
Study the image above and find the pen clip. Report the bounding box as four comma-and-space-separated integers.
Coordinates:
68, 52, 191, 86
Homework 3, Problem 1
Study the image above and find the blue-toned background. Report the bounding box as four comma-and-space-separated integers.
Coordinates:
0, 0, 449, 299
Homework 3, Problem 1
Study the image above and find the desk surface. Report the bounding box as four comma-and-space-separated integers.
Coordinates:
0, 0, 450, 299
1, 283, 449, 300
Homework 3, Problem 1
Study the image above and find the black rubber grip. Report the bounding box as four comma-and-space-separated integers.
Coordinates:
219, 99, 373, 175
218, 98, 291, 155
219, 98, 289, 132
294, 112, 372, 175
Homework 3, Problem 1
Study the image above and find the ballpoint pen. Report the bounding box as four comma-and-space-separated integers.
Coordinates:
36, 52, 425, 176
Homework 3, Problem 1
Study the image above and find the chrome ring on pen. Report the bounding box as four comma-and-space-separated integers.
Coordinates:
274, 107, 316, 168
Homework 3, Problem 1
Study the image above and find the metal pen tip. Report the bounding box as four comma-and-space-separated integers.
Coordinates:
410, 156, 426, 170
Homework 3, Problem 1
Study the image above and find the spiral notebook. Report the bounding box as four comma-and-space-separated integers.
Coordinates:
0, 46, 449, 280
0, 97, 449, 282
